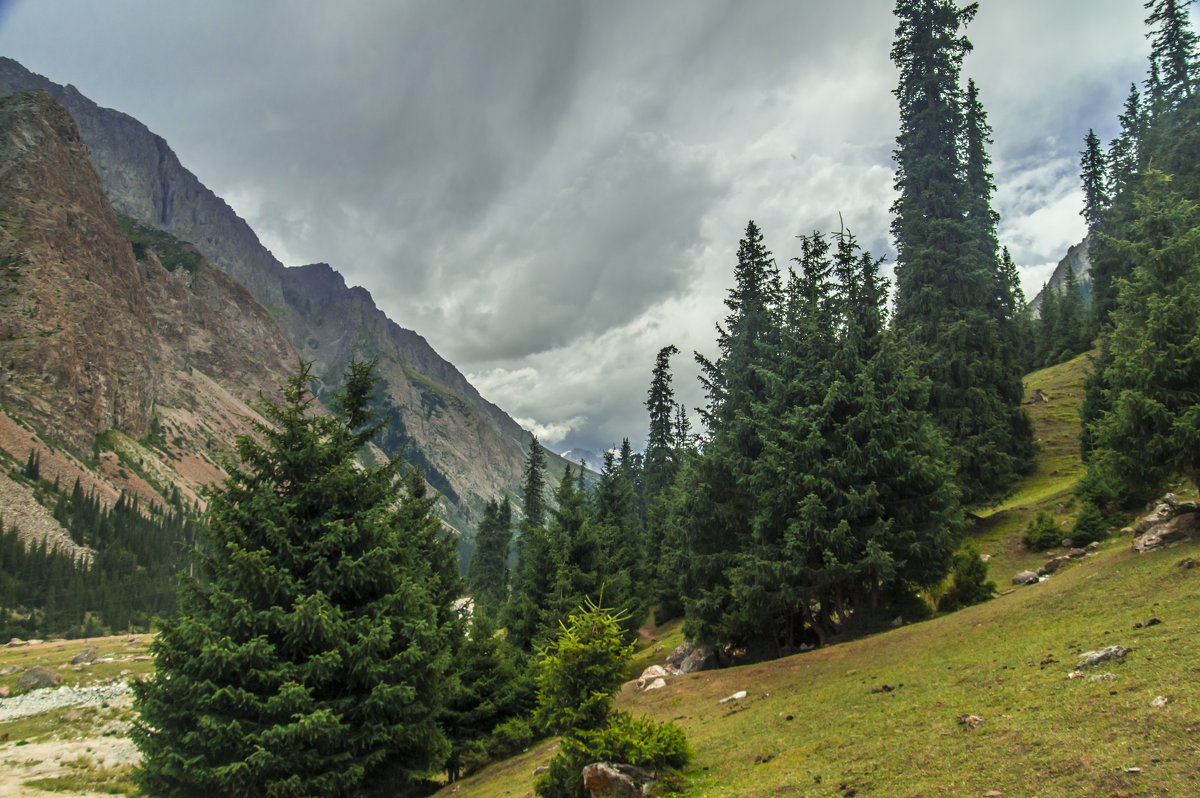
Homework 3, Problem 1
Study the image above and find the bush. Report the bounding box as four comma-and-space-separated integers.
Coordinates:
1022, 511, 1065, 551
1070, 501, 1111, 546
533, 601, 690, 798
937, 545, 996, 611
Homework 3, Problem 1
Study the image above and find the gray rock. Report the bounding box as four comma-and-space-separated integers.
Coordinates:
1075, 645, 1130, 669
582, 762, 654, 797
1012, 570, 1039, 585
664, 641, 695, 670
1061, 537, 1074, 548
70, 647, 97, 666
679, 645, 718, 674
17, 665, 62, 692
1134, 512, 1197, 553
1067, 547, 1087, 559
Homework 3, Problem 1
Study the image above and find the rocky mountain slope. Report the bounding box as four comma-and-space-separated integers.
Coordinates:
0, 89, 297, 549
1029, 232, 1092, 312
0, 57, 571, 538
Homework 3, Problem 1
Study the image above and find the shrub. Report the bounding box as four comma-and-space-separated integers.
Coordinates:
937, 545, 996, 611
1022, 511, 1065, 551
1070, 501, 1111, 546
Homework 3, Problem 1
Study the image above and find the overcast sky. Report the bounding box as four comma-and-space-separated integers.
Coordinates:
0, 1, 1158, 455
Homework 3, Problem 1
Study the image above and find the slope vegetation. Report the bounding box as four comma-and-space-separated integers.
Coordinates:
437, 353, 1200, 797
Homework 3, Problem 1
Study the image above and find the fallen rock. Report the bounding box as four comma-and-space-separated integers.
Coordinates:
719, 690, 748, 704
533, 766, 549, 777
1067, 547, 1087, 559
679, 645, 718, 674
1150, 695, 1169, 708
70, 647, 98, 666
957, 714, 984, 729
0, 665, 17, 675
1012, 570, 1039, 585
16, 665, 62, 692
1085, 541, 1101, 552
637, 664, 670, 690
1038, 556, 1072, 576
0, 684, 8, 698
1134, 512, 1197, 553
665, 641, 696, 670
582, 762, 654, 797
5, 638, 26, 647
644, 677, 666, 691
1089, 673, 1117, 682
1076, 645, 1130, 669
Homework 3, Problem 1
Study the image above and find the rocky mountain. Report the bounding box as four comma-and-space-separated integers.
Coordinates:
1029, 232, 1092, 314
0, 89, 297, 551
0, 57, 574, 540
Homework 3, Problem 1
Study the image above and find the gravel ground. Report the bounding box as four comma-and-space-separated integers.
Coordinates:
0, 681, 132, 721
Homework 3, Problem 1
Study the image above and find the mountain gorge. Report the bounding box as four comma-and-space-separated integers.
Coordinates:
0, 57, 569, 545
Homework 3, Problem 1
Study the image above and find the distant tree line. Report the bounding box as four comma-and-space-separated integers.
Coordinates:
0, 470, 200, 640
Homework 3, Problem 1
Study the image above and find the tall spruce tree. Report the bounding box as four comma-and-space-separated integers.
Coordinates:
505, 438, 553, 651
466, 496, 513, 614
1081, 128, 1110, 229
1145, 0, 1200, 109
890, 0, 1032, 505
644, 345, 682, 500
678, 221, 780, 648
132, 361, 454, 797
1083, 171, 1200, 503
1108, 84, 1144, 198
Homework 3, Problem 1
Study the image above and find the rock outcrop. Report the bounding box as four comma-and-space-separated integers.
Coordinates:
0, 90, 298, 539
1127, 494, 1199, 553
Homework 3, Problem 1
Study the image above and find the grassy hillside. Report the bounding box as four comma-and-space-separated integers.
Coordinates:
435, 351, 1200, 797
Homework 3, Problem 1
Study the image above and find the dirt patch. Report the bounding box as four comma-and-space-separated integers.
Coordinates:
0, 735, 139, 797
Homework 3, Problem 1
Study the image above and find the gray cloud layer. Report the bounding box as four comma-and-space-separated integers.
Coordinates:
0, 0, 1154, 452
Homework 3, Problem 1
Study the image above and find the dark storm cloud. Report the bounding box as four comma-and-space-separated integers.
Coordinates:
0, 0, 1161, 453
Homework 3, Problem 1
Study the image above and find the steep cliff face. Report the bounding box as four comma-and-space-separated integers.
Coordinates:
0, 57, 543, 531
0, 90, 298, 547
0, 89, 159, 448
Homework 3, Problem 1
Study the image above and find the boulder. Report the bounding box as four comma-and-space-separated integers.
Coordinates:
0, 684, 8, 697
1134, 512, 1197, 553
1067, 547, 1087, 559
1076, 645, 1130, 669
582, 762, 654, 797
17, 665, 62, 692
679, 646, 718, 674
1085, 541, 1101, 552
70, 647, 98, 666
637, 665, 670, 690
664, 641, 695, 670
718, 690, 748, 704
1012, 570, 1039, 585
644, 677, 667, 691
1037, 556, 1071, 576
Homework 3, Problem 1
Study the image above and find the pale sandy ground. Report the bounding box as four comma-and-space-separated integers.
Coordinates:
0, 734, 139, 797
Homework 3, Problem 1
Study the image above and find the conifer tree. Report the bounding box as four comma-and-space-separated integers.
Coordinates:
505, 439, 553, 651
1081, 128, 1110, 229
466, 496, 513, 614
133, 361, 454, 798
1084, 171, 1200, 502
1145, 0, 1200, 109
644, 345, 681, 500
1108, 83, 1144, 197
890, 0, 1033, 504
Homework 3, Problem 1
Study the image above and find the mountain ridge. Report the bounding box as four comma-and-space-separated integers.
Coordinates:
0, 57, 561, 535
